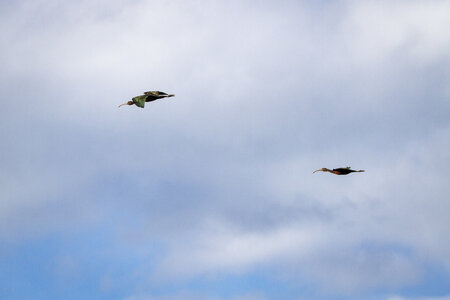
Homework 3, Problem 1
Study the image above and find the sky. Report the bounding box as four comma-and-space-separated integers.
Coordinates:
1, 0, 450, 299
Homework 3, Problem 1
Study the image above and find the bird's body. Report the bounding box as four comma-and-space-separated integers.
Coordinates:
313, 167, 365, 175
119, 91, 175, 108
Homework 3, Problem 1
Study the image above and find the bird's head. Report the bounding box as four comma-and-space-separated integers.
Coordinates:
118, 101, 134, 108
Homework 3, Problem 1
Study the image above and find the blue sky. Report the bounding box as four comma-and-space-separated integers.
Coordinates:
1, 0, 450, 299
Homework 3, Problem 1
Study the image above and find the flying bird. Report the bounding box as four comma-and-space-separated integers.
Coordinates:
313, 167, 365, 175
118, 91, 175, 108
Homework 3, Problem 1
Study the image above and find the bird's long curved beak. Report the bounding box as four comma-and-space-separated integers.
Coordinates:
118, 102, 128, 108
313, 169, 321, 173
167, 94, 175, 97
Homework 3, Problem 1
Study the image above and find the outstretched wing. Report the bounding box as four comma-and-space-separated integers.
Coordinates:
333, 168, 352, 174
144, 91, 168, 96
132, 95, 146, 108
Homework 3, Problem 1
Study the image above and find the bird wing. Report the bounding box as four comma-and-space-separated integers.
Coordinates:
144, 91, 159, 96
144, 91, 169, 96
132, 95, 146, 108
333, 168, 350, 173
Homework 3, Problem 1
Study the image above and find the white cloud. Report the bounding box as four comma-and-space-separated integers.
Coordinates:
340, 0, 450, 65
1, 0, 449, 297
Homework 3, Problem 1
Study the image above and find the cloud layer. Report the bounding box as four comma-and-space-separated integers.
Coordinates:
1, 1, 449, 299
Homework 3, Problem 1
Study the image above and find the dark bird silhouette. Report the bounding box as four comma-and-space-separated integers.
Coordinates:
313, 167, 365, 175
118, 91, 175, 108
